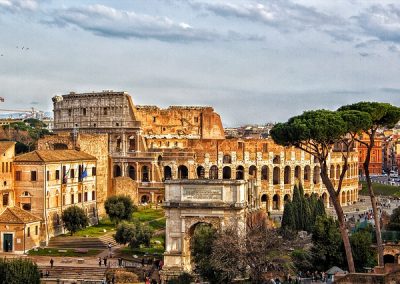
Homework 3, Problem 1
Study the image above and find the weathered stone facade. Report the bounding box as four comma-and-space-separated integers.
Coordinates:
51, 91, 359, 212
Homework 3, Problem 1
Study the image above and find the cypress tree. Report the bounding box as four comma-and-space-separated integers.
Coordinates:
292, 184, 303, 230
282, 201, 296, 230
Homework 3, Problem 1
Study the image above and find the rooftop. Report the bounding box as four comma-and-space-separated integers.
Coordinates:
0, 141, 15, 155
0, 207, 41, 224
14, 150, 96, 163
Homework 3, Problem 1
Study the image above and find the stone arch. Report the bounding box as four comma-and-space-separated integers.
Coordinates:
284, 166, 291, 184
347, 191, 351, 203
261, 194, 268, 210
330, 165, 335, 179
157, 195, 163, 204
336, 165, 341, 180
142, 165, 150, 182
294, 166, 301, 180
196, 166, 205, 179
261, 165, 269, 180
140, 195, 150, 204
164, 166, 172, 180
114, 165, 121, 178
223, 154, 232, 164
304, 165, 311, 182
284, 194, 291, 203
273, 155, 280, 164
249, 165, 257, 179
158, 155, 163, 166
313, 166, 320, 184
272, 194, 280, 210
236, 166, 244, 180
341, 192, 346, 204
178, 165, 189, 179
322, 192, 328, 206
384, 254, 395, 264
209, 165, 218, 179
273, 166, 280, 185
128, 165, 136, 180
223, 166, 231, 179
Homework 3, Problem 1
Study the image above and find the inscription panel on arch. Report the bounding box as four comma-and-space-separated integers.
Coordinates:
182, 187, 223, 201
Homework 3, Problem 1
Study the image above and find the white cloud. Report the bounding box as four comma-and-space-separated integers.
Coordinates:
0, 0, 38, 12
43, 4, 262, 42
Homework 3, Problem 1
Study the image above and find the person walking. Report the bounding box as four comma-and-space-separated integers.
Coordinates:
50, 258, 54, 269
98, 257, 102, 267
103, 256, 107, 267
108, 242, 112, 257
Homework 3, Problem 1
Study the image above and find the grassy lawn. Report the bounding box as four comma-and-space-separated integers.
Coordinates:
132, 207, 164, 222
28, 248, 102, 257
65, 218, 115, 237
120, 235, 165, 257
148, 218, 166, 231
360, 181, 400, 197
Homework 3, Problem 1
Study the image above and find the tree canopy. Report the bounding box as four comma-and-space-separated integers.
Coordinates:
62, 206, 89, 235
0, 258, 40, 284
104, 195, 137, 224
114, 220, 153, 249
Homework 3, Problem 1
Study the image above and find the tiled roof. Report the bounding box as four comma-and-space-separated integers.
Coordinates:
0, 207, 41, 224
0, 141, 15, 155
14, 150, 96, 163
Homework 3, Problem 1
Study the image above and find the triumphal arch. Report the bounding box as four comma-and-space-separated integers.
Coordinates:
160, 179, 261, 281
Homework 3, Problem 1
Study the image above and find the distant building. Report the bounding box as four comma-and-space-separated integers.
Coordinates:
357, 133, 383, 176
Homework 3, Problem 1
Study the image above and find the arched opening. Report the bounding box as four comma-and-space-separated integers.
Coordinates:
114, 165, 121, 178
272, 194, 280, 210
273, 155, 280, 164
142, 165, 149, 182
236, 166, 244, 180
261, 165, 269, 180
178, 165, 189, 179
140, 195, 150, 204
223, 154, 232, 164
347, 191, 351, 203
209, 165, 218, 179
273, 167, 280, 185
336, 165, 341, 180
22, 203, 31, 211
304, 165, 311, 182
284, 166, 291, 184
341, 192, 346, 204
294, 166, 301, 180
158, 155, 162, 166
164, 166, 172, 180
384, 254, 395, 264
330, 165, 335, 179
313, 166, 320, 184
129, 136, 136, 151
261, 194, 268, 210
322, 192, 328, 205
128, 165, 136, 180
284, 194, 291, 203
223, 166, 231, 179
189, 222, 217, 267
157, 196, 163, 204
54, 143, 68, 150
249, 165, 257, 179
196, 166, 205, 179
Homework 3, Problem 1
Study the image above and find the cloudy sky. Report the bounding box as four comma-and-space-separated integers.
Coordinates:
1, 0, 400, 126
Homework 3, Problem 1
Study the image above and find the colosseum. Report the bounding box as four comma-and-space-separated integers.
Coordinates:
51, 90, 359, 213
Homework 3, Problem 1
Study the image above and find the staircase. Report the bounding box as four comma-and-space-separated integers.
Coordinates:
48, 233, 117, 249
39, 266, 106, 281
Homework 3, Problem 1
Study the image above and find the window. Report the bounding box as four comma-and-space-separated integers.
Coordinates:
3, 181, 6, 186
46, 170, 50, 181
153, 116, 156, 122
15, 171, 21, 181
78, 193, 82, 203
68, 109, 72, 117
55, 170, 60, 180
194, 117, 199, 123
31, 171, 37, 181
92, 191, 95, 200
27, 227, 30, 237
103, 107, 108, 115
92, 167, 96, 176
84, 192, 88, 202
2, 193, 8, 206
5, 162, 8, 173
35, 226, 38, 235
71, 194, 74, 204
70, 169, 75, 179
82, 108, 87, 116
1, 162, 3, 173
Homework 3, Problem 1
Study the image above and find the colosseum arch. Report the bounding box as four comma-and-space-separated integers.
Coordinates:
336, 165, 341, 180
249, 165, 257, 179
284, 166, 291, 184
223, 166, 231, 179
294, 166, 301, 181
284, 194, 291, 203
236, 166, 244, 180
209, 165, 218, 179
273, 155, 281, 164
196, 166, 205, 179
127, 165, 136, 180
261, 165, 269, 180
178, 165, 188, 179
164, 166, 172, 180
273, 167, 280, 185
272, 194, 280, 210
304, 165, 311, 182
142, 165, 150, 182
114, 165, 121, 178
223, 154, 232, 164
330, 165, 335, 179
313, 166, 320, 184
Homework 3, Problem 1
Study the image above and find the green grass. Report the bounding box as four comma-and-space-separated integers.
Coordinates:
360, 181, 400, 197
148, 218, 166, 231
132, 208, 164, 222
59, 218, 115, 237
120, 235, 165, 256
28, 248, 102, 257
